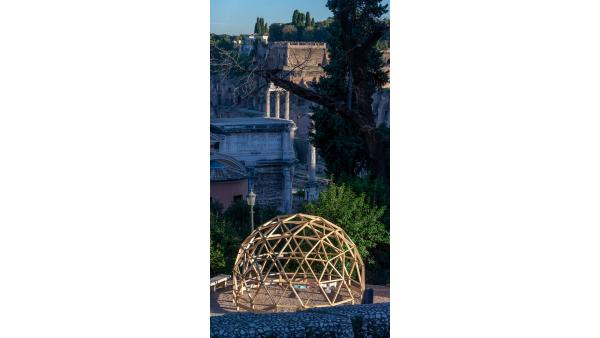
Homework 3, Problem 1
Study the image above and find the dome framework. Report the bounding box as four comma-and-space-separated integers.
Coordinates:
232, 214, 365, 312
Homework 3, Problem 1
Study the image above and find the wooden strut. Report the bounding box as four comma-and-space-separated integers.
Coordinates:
232, 213, 366, 312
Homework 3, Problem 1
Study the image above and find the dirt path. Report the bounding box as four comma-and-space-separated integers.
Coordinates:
210, 284, 389, 316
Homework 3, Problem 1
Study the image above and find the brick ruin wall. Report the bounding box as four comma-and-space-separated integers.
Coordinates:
252, 164, 286, 210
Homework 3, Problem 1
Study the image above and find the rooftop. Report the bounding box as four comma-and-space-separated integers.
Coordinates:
211, 117, 295, 133
270, 41, 327, 46
211, 117, 292, 125
210, 154, 247, 182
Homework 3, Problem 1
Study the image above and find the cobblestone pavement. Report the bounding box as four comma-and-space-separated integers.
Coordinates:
210, 302, 390, 337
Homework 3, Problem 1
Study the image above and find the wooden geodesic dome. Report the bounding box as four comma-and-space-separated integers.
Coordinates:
232, 214, 365, 312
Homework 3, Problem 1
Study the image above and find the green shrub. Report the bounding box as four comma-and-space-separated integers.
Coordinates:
304, 183, 388, 263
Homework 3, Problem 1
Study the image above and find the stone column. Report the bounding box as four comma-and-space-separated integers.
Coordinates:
275, 91, 280, 118
289, 125, 297, 155
308, 142, 317, 183
282, 167, 292, 213
374, 91, 389, 127
306, 141, 318, 202
264, 88, 270, 118
284, 91, 290, 120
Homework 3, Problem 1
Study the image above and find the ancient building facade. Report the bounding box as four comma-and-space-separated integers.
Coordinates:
210, 76, 258, 119
257, 41, 329, 85
209, 42, 389, 209
210, 118, 296, 213
210, 153, 248, 209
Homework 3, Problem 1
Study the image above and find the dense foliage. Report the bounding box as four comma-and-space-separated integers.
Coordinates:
268, 8, 388, 48
209, 200, 279, 276
254, 17, 268, 35
269, 9, 333, 42
292, 10, 307, 28
342, 176, 390, 284
210, 33, 234, 51
310, 0, 389, 180
311, 106, 370, 178
210, 33, 238, 70
268, 22, 331, 42
210, 33, 254, 101
343, 176, 390, 229
304, 182, 389, 283
375, 18, 390, 50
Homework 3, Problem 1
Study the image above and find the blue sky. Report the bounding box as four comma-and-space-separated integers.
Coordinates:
211, 0, 390, 35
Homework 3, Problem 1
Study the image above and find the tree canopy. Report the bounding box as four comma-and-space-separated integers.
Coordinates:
305, 12, 312, 27
210, 200, 279, 276
304, 183, 388, 264
254, 17, 268, 35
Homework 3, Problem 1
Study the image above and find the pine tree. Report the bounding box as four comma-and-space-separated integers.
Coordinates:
292, 10, 299, 26
308, 0, 389, 180
304, 183, 387, 263
298, 13, 305, 27
253, 17, 269, 35
225, 0, 390, 181
305, 12, 311, 27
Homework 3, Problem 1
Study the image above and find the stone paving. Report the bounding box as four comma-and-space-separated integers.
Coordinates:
210, 302, 390, 337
